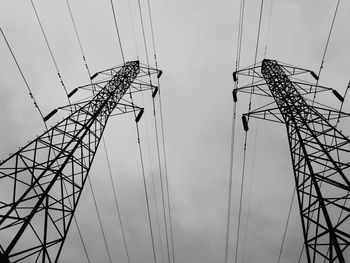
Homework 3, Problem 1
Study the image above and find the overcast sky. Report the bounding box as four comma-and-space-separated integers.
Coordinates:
1, 0, 350, 263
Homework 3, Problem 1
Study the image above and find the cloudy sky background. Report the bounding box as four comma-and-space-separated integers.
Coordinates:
1, 0, 350, 262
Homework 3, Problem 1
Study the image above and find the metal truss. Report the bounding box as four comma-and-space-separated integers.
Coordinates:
0, 61, 161, 263
234, 59, 350, 262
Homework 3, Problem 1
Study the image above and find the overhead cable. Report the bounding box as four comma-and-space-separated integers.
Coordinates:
152, 94, 171, 263
102, 137, 131, 263
225, 0, 245, 262
109, 0, 126, 64
139, 91, 166, 262
263, 0, 274, 58
130, 93, 158, 263
127, 0, 140, 59
65, 0, 92, 79
145, 1, 176, 261
30, 0, 71, 105
277, 189, 296, 263
146, 0, 158, 67
235, 0, 246, 71
0, 27, 47, 130
312, 0, 341, 103
234, 2, 264, 263
224, 89, 238, 263
87, 177, 114, 263
298, 2, 343, 260
137, 0, 150, 67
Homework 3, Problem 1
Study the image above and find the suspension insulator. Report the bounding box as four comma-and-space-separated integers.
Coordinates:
232, 89, 238, 102
152, 87, 158, 98
332, 89, 344, 102
68, 88, 78, 98
233, 72, 238, 82
242, 115, 249, 131
157, 70, 163, 79
43, 109, 58, 122
90, 72, 99, 80
310, 71, 319, 81
135, 108, 144, 123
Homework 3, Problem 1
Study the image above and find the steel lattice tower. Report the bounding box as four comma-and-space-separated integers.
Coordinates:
0, 60, 161, 263
233, 59, 350, 263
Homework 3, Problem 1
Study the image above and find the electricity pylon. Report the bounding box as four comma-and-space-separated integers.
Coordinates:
0, 61, 161, 263
233, 59, 350, 263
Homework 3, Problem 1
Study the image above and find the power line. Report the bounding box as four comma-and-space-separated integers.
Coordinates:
138, 92, 166, 262
62, 181, 92, 263
137, 2, 174, 261
2, 21, 90, 259
0, 34, 94, 261
263, 0, 274, 58
241, 119, 260, 263
0, 27, 47, 130
30, 4, 93, 258
157, 81, 175, 263
224, 90, 238, 263
297, 2, 343, 260
152, 94, 171, 263
137, 0, 150, 67
30, 0, 71, 105
241, 0, 266, 253
252, 0, 264, 78
312, 0, 341, 103
277, 189, 296, 263
127, 0, 140, 59
109, 0, 126, 64
225, 0, 245, 261
64, 3, 126, 262
148, 150, 167, 263
145, 1, 176, 261
234, 130, 249, 263
65, 0, 92, 79
87, 177, 114, 263
317, 0, 341, 79
234, 2, 264, 263
102, 137, 131, 263
235, 0, 246, 70
146, 0, 158, 67
72, 216, 92, 263
154, 77, 175, 263
130, 93, 158, 263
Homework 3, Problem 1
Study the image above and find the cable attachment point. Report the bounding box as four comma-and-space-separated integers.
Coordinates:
43, 109, 58, 122
157, 70, 163, 79
242, 114, 249, 131
332, 89, 344, 102
135, 108, 144, 123
233, 72, 238, 82
90, 72, 99, 80
310, 71, 319, 81
68, 88, 78, 98
152, 87, 159, 98
232, 89, 238, 102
